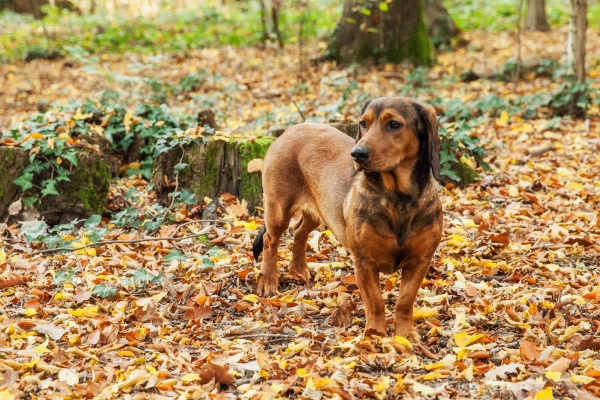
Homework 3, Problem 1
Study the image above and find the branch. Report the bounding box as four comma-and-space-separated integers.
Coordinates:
27, 219, 232, 256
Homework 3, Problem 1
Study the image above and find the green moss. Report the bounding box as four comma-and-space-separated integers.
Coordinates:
237, 136, 275, 203
191, 142, 220, 199
406, 2, 435, 66
68, 156, 111, 213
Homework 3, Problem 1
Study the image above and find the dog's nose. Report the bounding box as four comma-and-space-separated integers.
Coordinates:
351, 146, 370, 163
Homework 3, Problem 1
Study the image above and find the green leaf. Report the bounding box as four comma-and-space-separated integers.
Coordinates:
379, 2, 388, 12
62, 151, 78, 166
52, 268, 76, 285
84, 215, 102, 229
345, 17, 357, 24
22, 196, 38, 207
164, 249, 187, 262
174, 162, 189, 173
22, 221, 48, 242
133, 269, 151, 284
360, 7, 371, 16
13, 173, 34, 191
92, 284, 116, 298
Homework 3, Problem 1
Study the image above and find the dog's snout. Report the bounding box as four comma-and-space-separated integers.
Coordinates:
351, 146, 370, 163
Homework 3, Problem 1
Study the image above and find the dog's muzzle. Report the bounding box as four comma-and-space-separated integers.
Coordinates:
351, 146, 370, 164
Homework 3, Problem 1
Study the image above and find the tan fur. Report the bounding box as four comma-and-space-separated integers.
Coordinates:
256, 97, 443, 343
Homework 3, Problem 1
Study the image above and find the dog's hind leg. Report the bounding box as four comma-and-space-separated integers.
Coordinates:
256, 203, 293, 296
289, 212, 320, 282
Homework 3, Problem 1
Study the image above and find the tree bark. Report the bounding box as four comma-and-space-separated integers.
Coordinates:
524, 0, 550, 31
423, 0, 459, 47
325, 0, 434, 66
567, 0, 587, 82
0, 0, 79, 18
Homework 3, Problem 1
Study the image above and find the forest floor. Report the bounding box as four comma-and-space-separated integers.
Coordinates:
1, 27, 600, 399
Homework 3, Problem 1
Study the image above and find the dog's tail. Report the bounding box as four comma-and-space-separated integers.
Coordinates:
252, 226, 266, 263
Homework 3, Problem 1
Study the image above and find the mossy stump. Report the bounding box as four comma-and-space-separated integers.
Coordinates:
151, 137, 275, 211
0, 147, 111, 224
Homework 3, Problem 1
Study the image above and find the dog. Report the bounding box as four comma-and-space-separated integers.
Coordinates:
252, 96, 442, 343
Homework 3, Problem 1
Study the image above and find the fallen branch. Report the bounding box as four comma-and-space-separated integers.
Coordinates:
225, 334, 298, 340
443, 210, 474, 241
527, 145, 556, 157
28, 219, 231, 256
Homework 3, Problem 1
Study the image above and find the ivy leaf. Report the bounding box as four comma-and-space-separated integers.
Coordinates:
61, 151, 78, 166
174, 162, 189, 173
52, 268, 76, 285
41, 180, 59, 197
21, 221, 48, 242
13, 173, 34, 191
92, 284, 116, 298
84, 215, 102, 229
164, 249, 187, 262
22, 196, 38, 207
133, 269, 152, 284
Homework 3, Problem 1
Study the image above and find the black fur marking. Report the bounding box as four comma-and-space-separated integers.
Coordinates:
411, 103, 435, 192
252, 226, 266, 262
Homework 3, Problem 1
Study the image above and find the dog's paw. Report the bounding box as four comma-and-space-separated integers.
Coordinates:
256, 273, 278, 296
288, 265, 311, 283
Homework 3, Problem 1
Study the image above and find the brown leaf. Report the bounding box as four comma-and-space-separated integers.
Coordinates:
489, 232, 509, 246
545, 357, 571, 373
184, 304, 213, 320
198, 360, 235, 385
341, 275, 357, 286
326, 298, 354, 328
465, 283, 478, 297
0, 275, 26, 289
504, 305, 522, 323
247, 158, 263, 173
572, 334, 600, 351
519, 340, 540, 361
73, 289, 93, 303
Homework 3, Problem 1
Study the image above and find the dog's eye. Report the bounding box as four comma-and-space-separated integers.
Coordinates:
359, 121, 367, 129
388, 121, 402, 130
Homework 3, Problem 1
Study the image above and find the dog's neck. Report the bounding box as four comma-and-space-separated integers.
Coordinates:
362, 169, 419, 203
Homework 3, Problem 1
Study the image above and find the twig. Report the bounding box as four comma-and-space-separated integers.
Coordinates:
528, 145, 556, 157
27, 219, 231, 256
443, 210, 474, 241
293, 100, 306, 122
168, 149, 186, 210
225, 334, 298, 340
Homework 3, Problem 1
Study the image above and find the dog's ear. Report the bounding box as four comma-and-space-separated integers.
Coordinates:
356, 100, 371, 142
418, 104, 441, 182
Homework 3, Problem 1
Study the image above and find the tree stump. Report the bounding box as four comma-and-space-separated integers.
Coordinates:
151, 137, 275, 211
0, 147, 111, 225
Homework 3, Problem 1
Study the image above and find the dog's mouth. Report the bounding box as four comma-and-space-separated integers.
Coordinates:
358, 158, 400, 173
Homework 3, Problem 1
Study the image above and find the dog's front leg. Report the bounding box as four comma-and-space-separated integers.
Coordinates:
393, 261, 430, 344
355, 261, 387, 336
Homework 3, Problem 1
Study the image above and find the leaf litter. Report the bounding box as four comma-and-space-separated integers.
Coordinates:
0, 28, 599, 399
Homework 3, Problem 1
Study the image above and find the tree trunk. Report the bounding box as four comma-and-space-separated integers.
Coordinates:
0, 0, 79, 18
567, 0, 587, 82
325, 0, 434, 66
423, 0, 459, 47
524, 0, 550, 31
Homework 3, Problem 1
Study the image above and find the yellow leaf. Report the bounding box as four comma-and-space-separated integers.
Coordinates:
412, 381, 434, 396
394, 336, 413, 348
128, 162, 141, 170
454, 332, 484, 347
535, 387, 553, 400
280, 295, 295, 303
312, 377, 331, 389
521, 123, 534, 133
545, 371, 562, 382
68, 306, 98, 318
496, 111, 509, 126
24, 308, 38, 317
258, 369, 270, 379
456, 347, 471, 361
72, 109, 93, 120
0, 390, 15, 400
54, 292, 65, 300
422, 372, 442, 381
558, 325, 579, 342
373, 376, 390, 392
242, 294, 259, 303
571, 375, 596, 385
509, 185, 519, 197
243, 220, 258, 231
0, 249, 6, 263
425, 362, 445, 371
117, 350, 135, 357
181, 373, 200, 383
28, 133, 45, 140
296, 368, 309, 377
413, 307, 438, 320
56, 157, 62, 164
566, 182, 584, 191
34, 339, 51, 355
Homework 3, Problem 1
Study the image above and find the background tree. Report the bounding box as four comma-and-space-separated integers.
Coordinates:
423, 0, 459, 47
325, 0, 435, 66
0, 0, 78, 18
567, 0, 587, 82
524, 0, 550, 31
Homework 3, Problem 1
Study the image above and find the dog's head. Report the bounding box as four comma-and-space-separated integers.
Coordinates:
352, 97, 441, 185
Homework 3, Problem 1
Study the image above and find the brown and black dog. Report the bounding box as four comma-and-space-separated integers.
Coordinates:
253, 96, 442, 343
